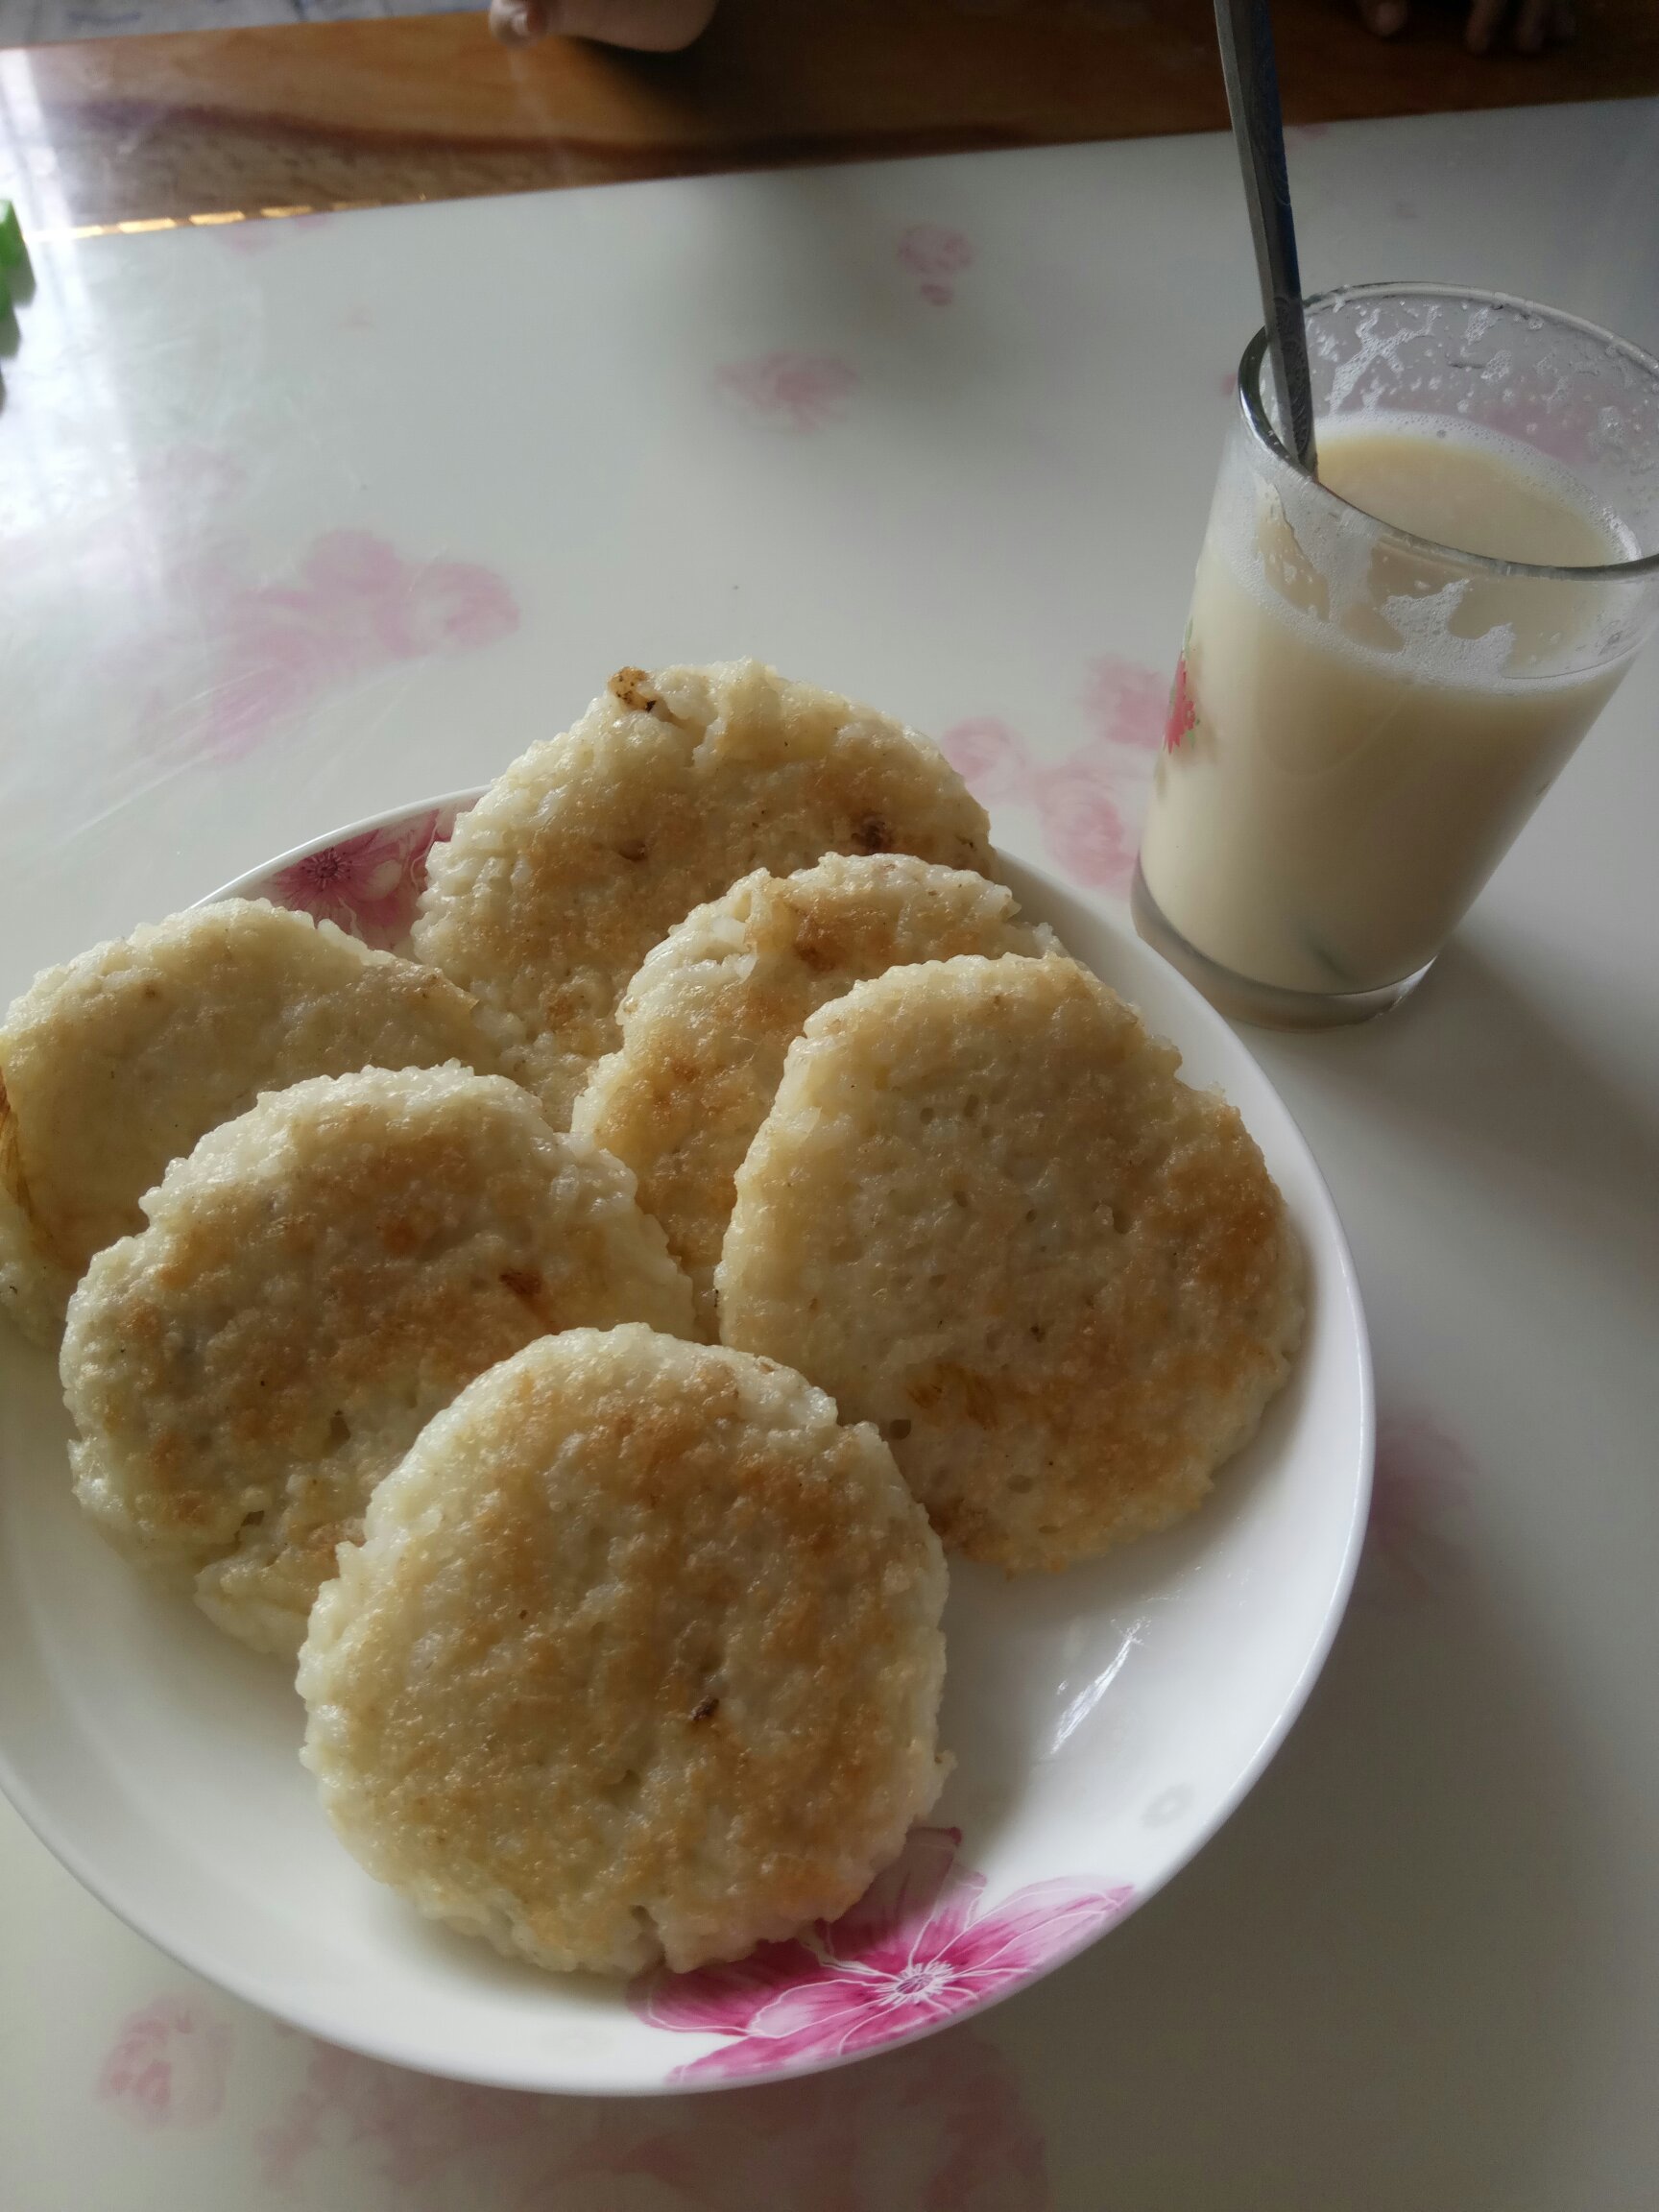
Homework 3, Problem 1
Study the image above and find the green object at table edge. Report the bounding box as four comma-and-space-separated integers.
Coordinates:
0, 200, 25, 272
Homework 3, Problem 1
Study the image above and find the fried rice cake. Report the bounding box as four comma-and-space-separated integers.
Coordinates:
409, 661, 995, 1128
62, 1065, 693, 1655
298, 1325, 949, 1976
717, 953, 1303, 1572
573, 854, 1048, 1335
0, 899, 497, 1347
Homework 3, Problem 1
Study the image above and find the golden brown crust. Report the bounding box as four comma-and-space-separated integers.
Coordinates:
573, 854, 1044, 1334
62, 1066, 692, 1653
300, 1327, 949, 1974
717, 954, 1304, 1571
0, 899, 498, 1345
410, 660, 995, 1127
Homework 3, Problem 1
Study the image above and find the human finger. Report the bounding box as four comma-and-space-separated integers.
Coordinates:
490, 0, 717, 49
490, 0, 547, 45
1358, 0, 1408, 36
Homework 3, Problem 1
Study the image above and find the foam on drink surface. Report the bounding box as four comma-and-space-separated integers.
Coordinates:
1140, 418, 1635, 997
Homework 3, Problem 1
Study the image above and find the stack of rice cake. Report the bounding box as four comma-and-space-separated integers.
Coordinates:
1, 659, 1300, 1980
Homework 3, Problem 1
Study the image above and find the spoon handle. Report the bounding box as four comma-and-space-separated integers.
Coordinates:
1213, 0, 1319, 475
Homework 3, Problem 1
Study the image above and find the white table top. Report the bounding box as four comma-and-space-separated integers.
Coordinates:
3, 95, 1657, 2209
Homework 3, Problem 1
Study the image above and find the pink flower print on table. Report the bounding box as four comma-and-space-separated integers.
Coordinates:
564, 2025, 1049, 2211
1361, 1410, 1474, 1603
260, 2039, 552, 2202
939, 655, 1166, 897
633, 1825, 1132, 2082
263, 2021, 1047, 2211
898, 223, 975, 305
715, 352, 859, 432
1081, 654, 1167, 755
261, 805, 458, 950
1023, 755, 1140, 894
97, 1995, 233, 2129
935, 714, 1026, 796
162, 530, 517, 764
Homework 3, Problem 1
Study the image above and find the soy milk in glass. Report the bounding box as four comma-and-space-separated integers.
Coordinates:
1133, 287, 1659, 1026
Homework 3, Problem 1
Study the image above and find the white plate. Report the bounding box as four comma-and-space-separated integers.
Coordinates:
0, 797, 1372, 2095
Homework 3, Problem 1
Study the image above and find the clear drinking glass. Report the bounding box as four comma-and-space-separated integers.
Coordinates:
1133, 284, 1659, 1027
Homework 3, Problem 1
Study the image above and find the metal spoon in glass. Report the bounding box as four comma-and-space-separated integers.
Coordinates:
1213, 0, 1317, 476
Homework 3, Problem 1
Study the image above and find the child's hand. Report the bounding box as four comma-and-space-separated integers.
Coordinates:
490, 0, 718, 47
1357, 0, 1575, 54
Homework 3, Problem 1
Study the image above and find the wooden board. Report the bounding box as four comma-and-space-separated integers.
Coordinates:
7, 0, 1658, 232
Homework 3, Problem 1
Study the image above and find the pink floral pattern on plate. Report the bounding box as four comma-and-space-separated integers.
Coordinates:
632, 1826, 1133, 2082
940, 655, 1165, 896
715, 352, 859, 432
97, 1995, 233, 2128
252, 804, 458, 950
898, 223, 976, 305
